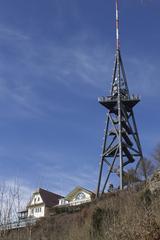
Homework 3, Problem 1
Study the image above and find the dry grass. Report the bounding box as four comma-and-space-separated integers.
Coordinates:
2, 186, 160, 240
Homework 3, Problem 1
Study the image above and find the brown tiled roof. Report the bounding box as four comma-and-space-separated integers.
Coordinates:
38, 188, 63, 207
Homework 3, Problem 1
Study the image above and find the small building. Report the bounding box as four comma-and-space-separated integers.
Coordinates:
58, 186, 95, 206
27, 188, 63, 218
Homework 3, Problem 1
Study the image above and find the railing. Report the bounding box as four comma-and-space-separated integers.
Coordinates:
69, 199, 91, 206
60, 199, 91, 207
0, 217, 37, 230
98, 95, 140, 102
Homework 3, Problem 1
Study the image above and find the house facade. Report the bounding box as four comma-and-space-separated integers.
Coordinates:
19, 188, 63, 219
58, 186, 95, 206
27, 190, 45, 218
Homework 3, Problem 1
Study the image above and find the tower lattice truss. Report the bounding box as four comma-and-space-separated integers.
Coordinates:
96, 1, 143, 197
95, 52, 142, 194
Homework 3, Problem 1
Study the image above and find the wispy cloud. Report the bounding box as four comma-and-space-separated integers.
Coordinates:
36, 162, 98, 195
0, 25, 30, 41
0, 27, 113, 118
0, 23, 158, 121
126, 56, 160, 97
20, 149, 98, 195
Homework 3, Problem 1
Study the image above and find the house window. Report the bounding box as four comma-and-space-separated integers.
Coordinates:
76, 192, 85, 200
31, 209, 34, 214
37, 197, 40, 202
35, 207, 41, 213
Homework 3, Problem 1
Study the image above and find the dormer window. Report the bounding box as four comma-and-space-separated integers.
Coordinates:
37, 197, 40, 202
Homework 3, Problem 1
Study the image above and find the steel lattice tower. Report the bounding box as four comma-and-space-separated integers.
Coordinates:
96, 0, 143, 197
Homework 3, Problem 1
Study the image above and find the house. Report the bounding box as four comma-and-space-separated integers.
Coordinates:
27, 188, 63, 218
58, 186, 95, 206
18, 186, 94, 222
18, 188, 63, 220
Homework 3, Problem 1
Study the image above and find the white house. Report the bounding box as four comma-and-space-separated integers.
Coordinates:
58, 186, 95, 206
25, 188, 63, 219
18, 187, 94, 222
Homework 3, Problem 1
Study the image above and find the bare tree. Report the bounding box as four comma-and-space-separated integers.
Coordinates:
123, 168, 140, 186
153, 144, 160, 167
137, 158, 155, 180
0, 180, 22, 233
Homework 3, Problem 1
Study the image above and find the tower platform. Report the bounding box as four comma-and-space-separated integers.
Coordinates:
98, 96, 140, 112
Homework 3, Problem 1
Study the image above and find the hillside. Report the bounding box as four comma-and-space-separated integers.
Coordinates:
1, 171, 160, 240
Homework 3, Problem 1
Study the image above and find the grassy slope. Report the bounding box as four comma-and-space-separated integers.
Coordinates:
2, 183, 160, 240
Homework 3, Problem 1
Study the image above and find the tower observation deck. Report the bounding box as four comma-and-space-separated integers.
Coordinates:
96, 0, 144, 197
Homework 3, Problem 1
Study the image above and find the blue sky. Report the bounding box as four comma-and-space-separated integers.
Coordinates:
0, 0, 159, 199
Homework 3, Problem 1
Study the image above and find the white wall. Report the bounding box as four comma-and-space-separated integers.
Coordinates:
30, 193, 43, 206
59, 198, 68, 206
28, 193, 45, 218
28, 205, 45, 218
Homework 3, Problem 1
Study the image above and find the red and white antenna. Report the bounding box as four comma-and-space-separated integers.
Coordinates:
116, 0, 120, 51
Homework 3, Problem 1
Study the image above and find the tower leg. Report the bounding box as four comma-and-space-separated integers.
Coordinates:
96, 116, 109, 198
117, 48, 123, 190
